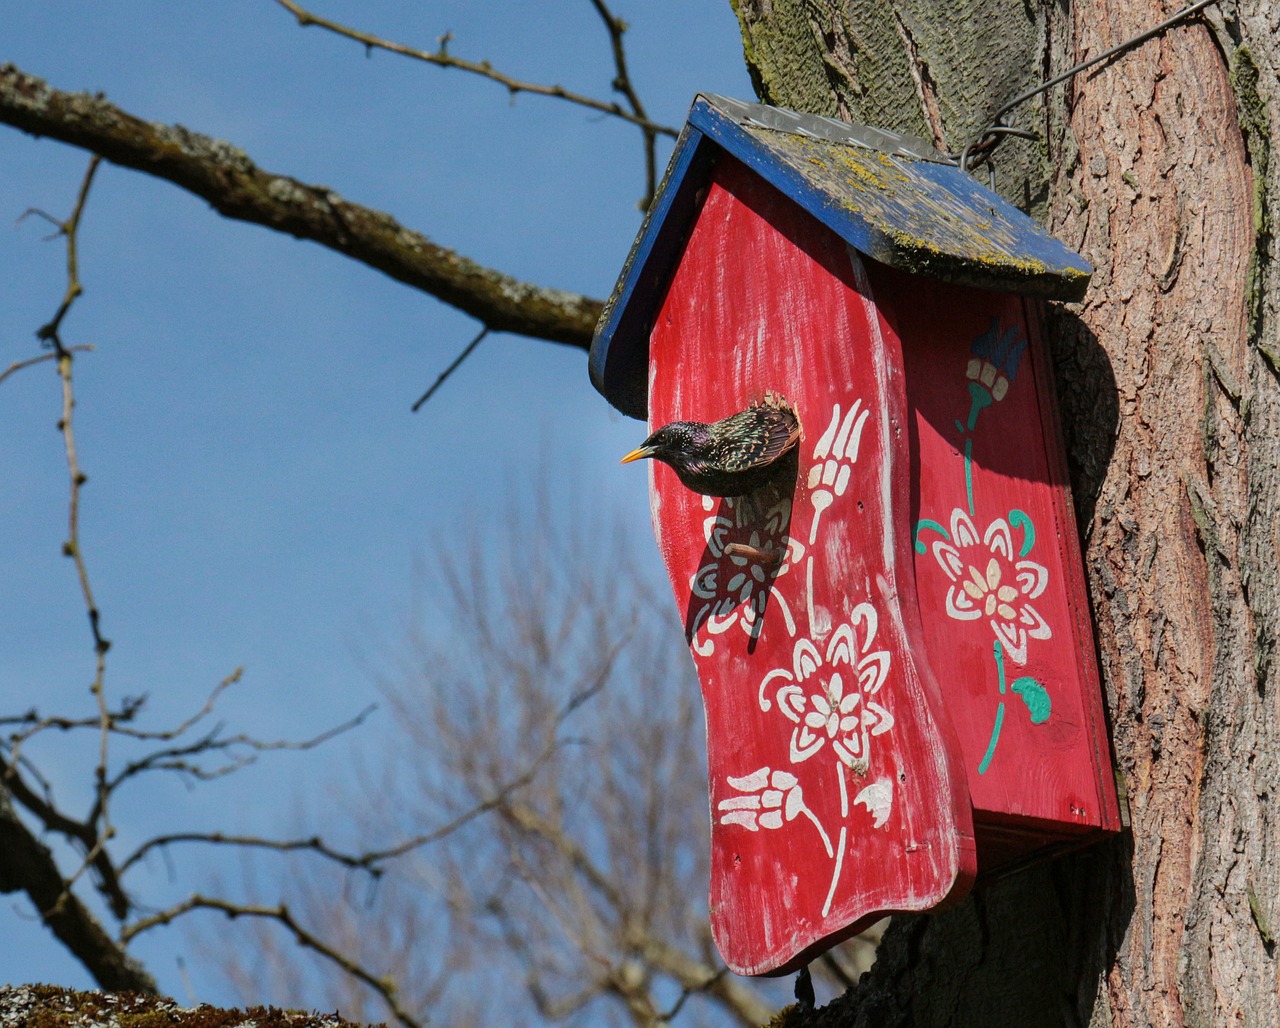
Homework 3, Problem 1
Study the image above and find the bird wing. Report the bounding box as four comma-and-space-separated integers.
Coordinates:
753, 408, 801, 465
723, 401, 800, 469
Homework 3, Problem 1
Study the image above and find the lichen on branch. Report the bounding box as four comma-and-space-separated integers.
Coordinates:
0, 62, 603, 349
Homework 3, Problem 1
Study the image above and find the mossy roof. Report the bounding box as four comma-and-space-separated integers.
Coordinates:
590, 94, 1091, 420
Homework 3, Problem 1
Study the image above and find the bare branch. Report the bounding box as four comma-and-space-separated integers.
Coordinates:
0, 62, 603, 348
0, 788, 156, 994
0, 756, 130, 919
352, 632, 623, 867
588, 0, 660, 209
98, 703, 377, 802
123, 896, 421, 1028
270, 0, 678, 143
119, 831, 382, 879
2, 662, 373, 927
0, 345, 93, 389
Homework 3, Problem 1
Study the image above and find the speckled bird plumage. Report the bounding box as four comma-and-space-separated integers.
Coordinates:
620, 394, 800, 497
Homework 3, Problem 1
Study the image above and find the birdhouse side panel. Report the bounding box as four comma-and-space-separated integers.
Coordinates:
866, 262, 1120, 836
644, 156, 976, 976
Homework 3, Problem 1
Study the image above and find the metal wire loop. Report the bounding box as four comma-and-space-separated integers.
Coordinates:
956, 0, 1220, 179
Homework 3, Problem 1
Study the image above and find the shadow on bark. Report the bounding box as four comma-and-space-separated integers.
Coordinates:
1044, 313, 1120, 533
791, 838, 1136, 1027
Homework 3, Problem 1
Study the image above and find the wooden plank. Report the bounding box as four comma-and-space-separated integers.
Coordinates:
870, 263, 1120, 836
645, 156, 976, 976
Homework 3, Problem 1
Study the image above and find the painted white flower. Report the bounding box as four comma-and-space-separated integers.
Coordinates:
717, 767, 832, 856
717, 768, 804, 831
687, 495, 803, 652
930, 509, 1050, 664
807, 400, 869, 545
759, 605, 894, 767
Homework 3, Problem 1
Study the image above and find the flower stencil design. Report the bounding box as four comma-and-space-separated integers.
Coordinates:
707, 397, 896, 916
963, 317, 1028, 430
807, 401, 869, 545
717, 767, 832, 856
930, 509, 1050, 665
687, 495, 802, 654
758, 605, 894, 768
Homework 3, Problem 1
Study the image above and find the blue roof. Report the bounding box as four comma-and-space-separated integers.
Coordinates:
590, 94, 1092, 419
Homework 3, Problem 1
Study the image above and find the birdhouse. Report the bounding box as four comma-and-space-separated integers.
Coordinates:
591, 94, 1120, 977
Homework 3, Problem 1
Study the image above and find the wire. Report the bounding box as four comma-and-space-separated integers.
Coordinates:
959, 0, 1221, 174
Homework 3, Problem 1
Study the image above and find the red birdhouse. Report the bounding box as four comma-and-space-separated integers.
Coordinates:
591, 95, 1120, 977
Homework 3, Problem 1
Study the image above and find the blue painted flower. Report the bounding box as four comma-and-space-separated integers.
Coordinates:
964, 318, 1028, 430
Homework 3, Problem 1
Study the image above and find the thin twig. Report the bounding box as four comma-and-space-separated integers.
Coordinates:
33, 155, 102, 349
30, 155, 122, 917
588, 0, 659, 209
654, 967, 729, 1023
119, 831, 383, 879
270, 0, 678, 142
98, 703, 377, 800
0, 694, 142, 742
411, 327, 488, 411
821, 949, 857, 990
0, 346, 93, 389
358, 631, 623, 865
960, 0, 1221, 170
122, 896, 423, 1028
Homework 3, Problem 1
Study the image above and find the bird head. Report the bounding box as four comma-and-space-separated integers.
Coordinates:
619, 422, 712, 476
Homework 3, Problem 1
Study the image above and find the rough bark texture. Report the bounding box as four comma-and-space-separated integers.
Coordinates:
730, 0, 1054, 212
734, 1, 1280, 1025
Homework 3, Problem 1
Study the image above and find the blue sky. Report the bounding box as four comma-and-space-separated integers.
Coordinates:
0, 1, 754, 1004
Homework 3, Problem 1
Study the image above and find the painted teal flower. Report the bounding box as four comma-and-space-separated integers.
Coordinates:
963, 318, 1028, 430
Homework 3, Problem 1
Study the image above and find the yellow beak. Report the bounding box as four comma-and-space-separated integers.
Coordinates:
619, 446, 655, 465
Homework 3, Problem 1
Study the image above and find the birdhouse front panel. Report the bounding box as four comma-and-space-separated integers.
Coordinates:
592, 93, 1121, 980
645, 155, 977, 976
865, 263, 1121, 849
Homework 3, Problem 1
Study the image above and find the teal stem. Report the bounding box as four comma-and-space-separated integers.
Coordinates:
978, 702, 1005, 775
913, 518, 950, 554
966, 381, 994, 431
978, 640, 1008, 775
964, 437, 975, 517
1009, 509, 1035, 557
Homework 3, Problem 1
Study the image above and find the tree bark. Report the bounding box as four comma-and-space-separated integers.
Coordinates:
733, 1, 1280, 1024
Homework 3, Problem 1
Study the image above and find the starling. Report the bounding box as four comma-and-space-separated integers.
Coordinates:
620, 394, 800, 498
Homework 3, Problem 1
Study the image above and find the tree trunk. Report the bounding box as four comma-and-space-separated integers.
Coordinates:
731, 1, 1280, 1024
